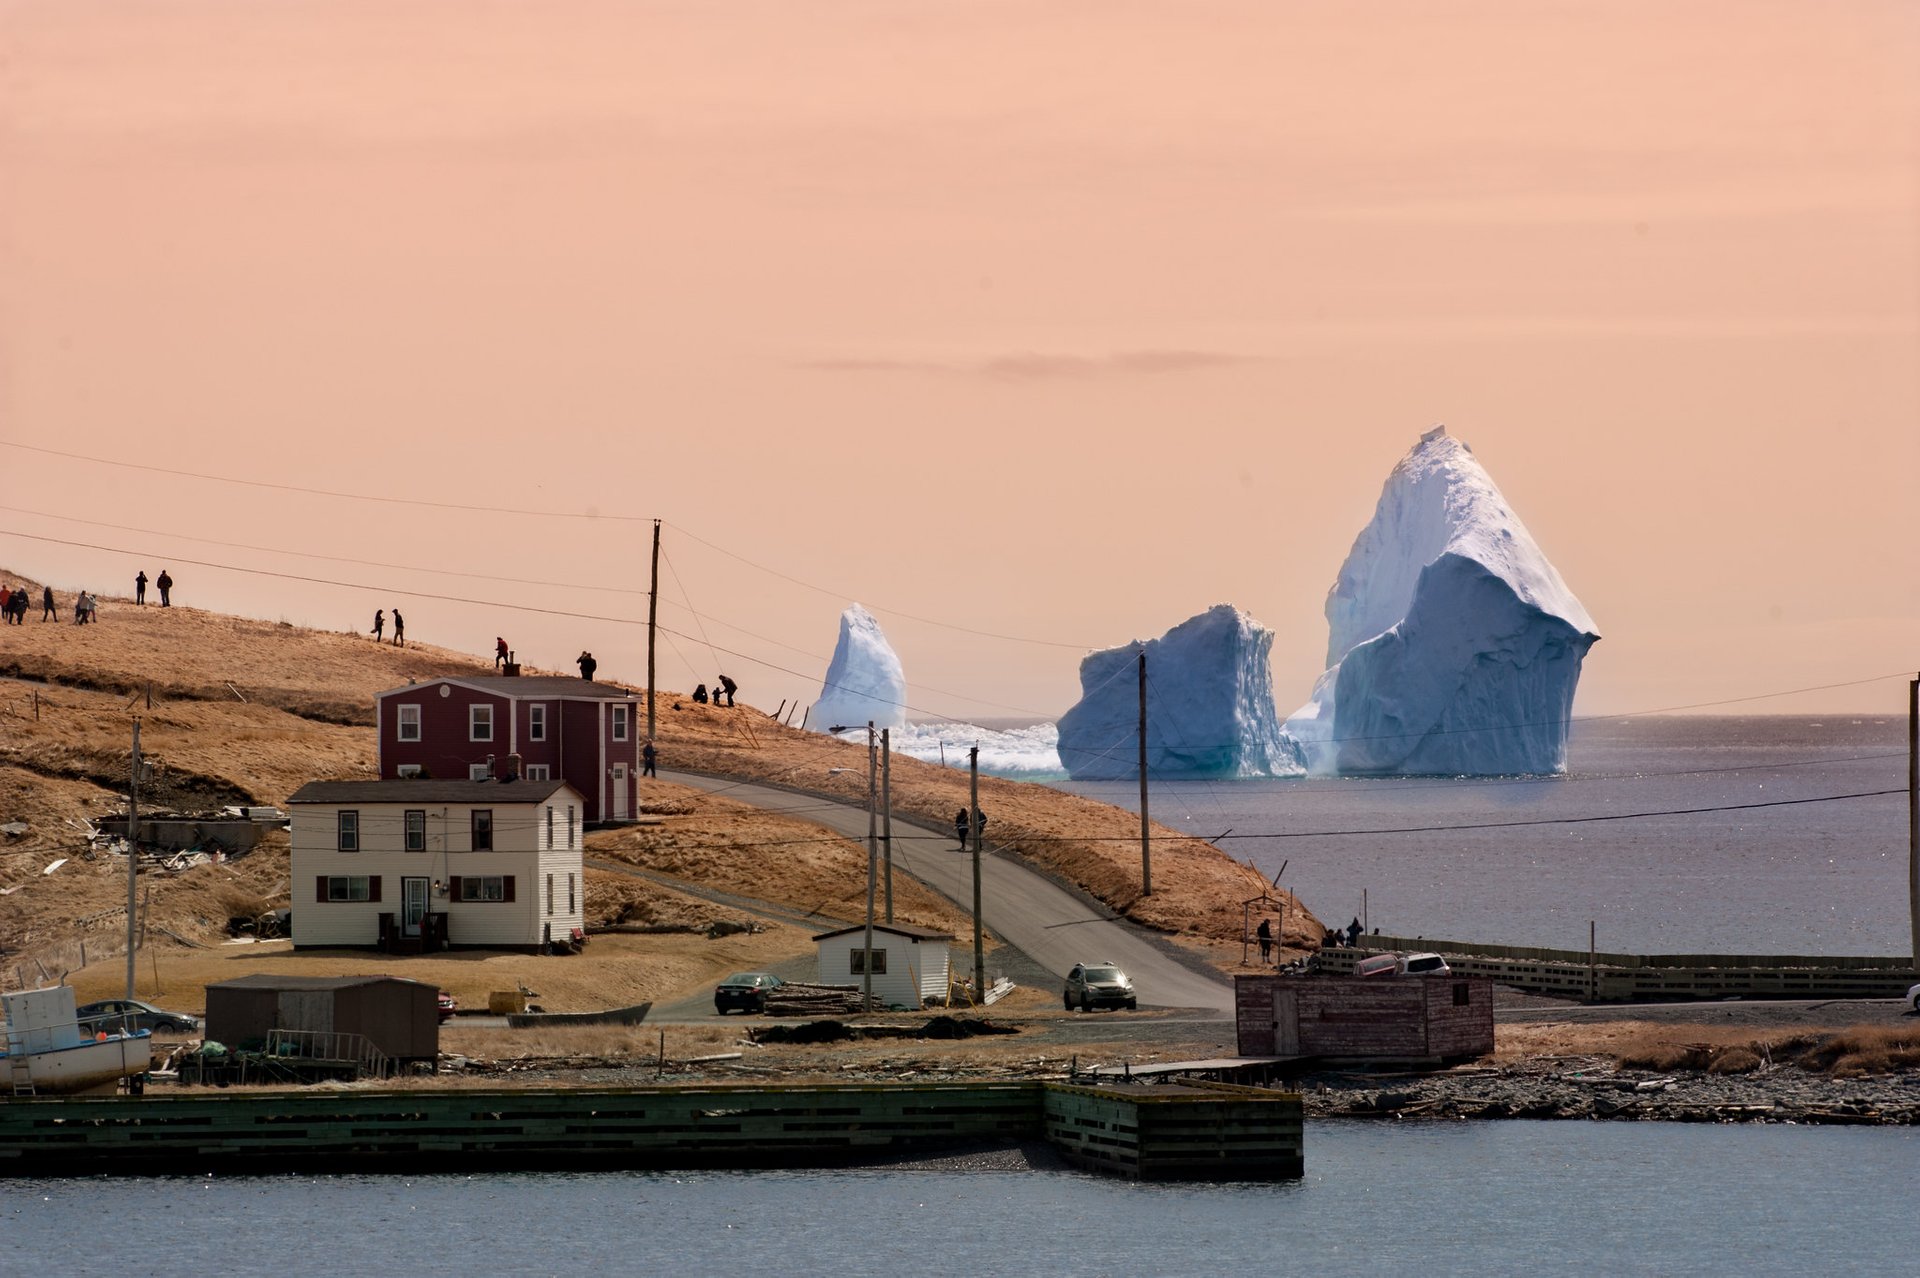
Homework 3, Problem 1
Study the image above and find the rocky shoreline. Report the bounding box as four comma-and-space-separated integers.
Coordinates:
1302, 1056, 1920, 1125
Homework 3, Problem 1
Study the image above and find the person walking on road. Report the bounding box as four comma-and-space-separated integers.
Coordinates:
155, 569, 173, 607
135, 571, 148, 605
954, 807, 970, 849
641, 740, 657, 777
371, 609, 384, 641
391, 609, 405, 647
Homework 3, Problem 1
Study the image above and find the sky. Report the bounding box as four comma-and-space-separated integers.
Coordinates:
3, 0, 1916, 723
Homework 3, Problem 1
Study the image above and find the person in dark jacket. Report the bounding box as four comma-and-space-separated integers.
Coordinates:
155, 569, 173, 606
692, 684, 708, 704
496, 637, 510, 668
954, 807, 970, 848
716, 674, 737, 707
371, 609, 384, 641
41, 585, 55, 622
1345, 917, 1363, 948
135, 571, 148, 605
1256, 917, 1274, 964
641, 741, 657, 777
391, 608, 404, 646
577, 651, 597, 680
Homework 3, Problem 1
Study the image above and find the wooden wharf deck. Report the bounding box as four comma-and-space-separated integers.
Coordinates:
0, 1079, 1303, 1181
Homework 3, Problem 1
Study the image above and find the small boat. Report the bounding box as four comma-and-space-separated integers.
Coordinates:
2, 986, 156, 1097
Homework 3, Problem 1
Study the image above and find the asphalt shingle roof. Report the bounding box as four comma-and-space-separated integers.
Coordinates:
287, 778, 574, 805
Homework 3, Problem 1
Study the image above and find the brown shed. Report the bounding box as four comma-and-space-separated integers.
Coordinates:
205, 975, 440, 1065
1235, 974, 1493, 1061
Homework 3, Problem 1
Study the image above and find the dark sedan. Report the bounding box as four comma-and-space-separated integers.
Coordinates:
76, 998, 199, 1035
714, 972, 784, 1015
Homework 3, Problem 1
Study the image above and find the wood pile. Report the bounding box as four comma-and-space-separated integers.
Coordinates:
763, 982, 881, 1016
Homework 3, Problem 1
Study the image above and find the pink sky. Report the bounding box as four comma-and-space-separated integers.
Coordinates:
3, 1, 1915, 721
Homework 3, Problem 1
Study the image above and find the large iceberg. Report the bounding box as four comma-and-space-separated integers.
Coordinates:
812, 604, 908, 731
1057, 604, 1306, 780
1286, 426, 1599, 775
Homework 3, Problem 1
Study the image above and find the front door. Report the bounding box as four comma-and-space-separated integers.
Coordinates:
1272, 988, 1300, 1055
402, 877, 430, 937
611, 763, 630, 820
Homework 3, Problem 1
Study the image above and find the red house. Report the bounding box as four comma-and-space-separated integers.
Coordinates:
375, 676, 642, 824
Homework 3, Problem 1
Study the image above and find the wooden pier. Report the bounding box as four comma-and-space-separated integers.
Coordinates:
0, 1079, 1302, 1181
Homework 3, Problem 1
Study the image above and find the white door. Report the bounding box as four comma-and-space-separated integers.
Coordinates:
611, 763, 630, 820
402, 877, 430, 937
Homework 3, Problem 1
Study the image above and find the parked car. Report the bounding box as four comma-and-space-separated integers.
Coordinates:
1356, 952, 1452, 978
75, 998, 198, 1035
1064, 963, 1136, 1012
714, 972, 784, 1015
1908, 981, 1920, 1014
436, 990, 457, 1022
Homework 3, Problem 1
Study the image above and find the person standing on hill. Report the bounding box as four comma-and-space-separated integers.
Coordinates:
41, 585, 55, 622
371, 609, 384, 641
391, 609, 405, 647
135, 571, 148, 605
155, 569, 173, 607
692, 683, 707, 704
577, 651, 597, 681
1256, 917, 1274, 964
495, 637, 510, 668
715, 674, 737, 707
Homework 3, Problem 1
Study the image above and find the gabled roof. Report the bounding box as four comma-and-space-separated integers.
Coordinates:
811, 923, 955, 943
287, 778, 578, 806
377, 676, 637, 701
207, 974, 436, 992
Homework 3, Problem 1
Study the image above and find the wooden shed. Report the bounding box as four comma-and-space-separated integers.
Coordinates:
205, 975, 440, 1066
811, 924, 953, 1009
1235, 974, 1493, 1061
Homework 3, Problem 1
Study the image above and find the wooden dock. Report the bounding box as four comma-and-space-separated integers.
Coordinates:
0, 1079, 1302, 1181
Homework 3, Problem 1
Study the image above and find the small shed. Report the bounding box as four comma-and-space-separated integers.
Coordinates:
1235, 973, 1494, 1061
811, 924, 953, 1009
205, 975, 439, 1066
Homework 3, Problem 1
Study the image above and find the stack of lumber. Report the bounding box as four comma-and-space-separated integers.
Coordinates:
763, 982, 880, 1016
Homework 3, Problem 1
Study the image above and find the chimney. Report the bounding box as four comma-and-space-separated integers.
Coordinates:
504, 753, 522, 782
486, 754, 496, 780
503, 651, 520, 677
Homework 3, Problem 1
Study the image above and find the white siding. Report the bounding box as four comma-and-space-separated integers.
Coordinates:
290, 787, 585, 950
813, 932, 948, 1009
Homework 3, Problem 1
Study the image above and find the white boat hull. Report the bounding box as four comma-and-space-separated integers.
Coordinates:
3, 1034, 155, 1096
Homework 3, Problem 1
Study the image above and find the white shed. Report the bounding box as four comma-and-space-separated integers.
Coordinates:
811, 924, 953, 1009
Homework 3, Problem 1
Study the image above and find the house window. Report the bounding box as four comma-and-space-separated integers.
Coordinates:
321, 875, 376, 902
1453, 983, 1472, 1007
546, 873, 554, 916
611, 704, 630, 741
405, 810, 426, 852
568, 873, 576, 913
336, 811, 359, 852
526, 764, 550, 782
529, 705, 547, 741
397, 704, 421, 742
458, 875, 511, 902
567, 806, 577, 849
850, 948, 888, 975
470, 704, 493, 742
545, 808, 554, 848
471, 810, 493, 851
397, 764, 424, 779
468, 764, 490, 781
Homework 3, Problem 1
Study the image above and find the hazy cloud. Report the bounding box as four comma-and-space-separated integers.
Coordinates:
802, 350, 1257, 380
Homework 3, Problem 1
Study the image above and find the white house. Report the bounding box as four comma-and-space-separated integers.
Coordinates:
811, 924, 954, 1009
287, 778, 586, 954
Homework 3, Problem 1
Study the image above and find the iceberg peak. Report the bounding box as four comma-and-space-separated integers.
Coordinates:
812, 603, 908, 732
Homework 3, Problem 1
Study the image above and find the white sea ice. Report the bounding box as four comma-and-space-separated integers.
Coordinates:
1286, 426, 1600, 775
812, 604, 908, 732
1057, 604, 1306, 781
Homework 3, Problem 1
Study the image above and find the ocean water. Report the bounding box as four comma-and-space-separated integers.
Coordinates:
909, 715, 1909, 956
9, 1122, 1916, 1276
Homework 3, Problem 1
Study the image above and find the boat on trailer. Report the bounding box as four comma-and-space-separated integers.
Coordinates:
3, 986, 155, 1097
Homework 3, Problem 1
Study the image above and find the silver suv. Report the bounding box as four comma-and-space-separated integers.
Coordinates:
1064, 962, 1136, 1012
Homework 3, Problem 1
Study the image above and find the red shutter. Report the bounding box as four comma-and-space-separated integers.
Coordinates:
449, 875, 462, 901
316, 875, 328, 903
368, 876, 382, 903
502, 875, 516, 903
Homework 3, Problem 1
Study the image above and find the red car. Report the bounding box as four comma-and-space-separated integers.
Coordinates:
436, 990, 457, 1022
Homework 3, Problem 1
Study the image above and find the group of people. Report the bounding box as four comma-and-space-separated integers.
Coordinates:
953, 806, 987, 847
369, 609, 405, 646
692, 675, 737, 706
4, 584, 102, 624
132, 569, 173, 607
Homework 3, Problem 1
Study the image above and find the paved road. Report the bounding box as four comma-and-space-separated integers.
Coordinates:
664, 771, 1234, 1014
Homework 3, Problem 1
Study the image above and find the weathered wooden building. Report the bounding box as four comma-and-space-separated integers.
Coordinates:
204, 974, 439, 1067
1235, 974, 1494, 1061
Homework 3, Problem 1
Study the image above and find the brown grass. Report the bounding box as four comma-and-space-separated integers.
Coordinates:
1605, 1023, 1920, 1076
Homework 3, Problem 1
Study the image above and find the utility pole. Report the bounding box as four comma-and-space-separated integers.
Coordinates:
125, 720, 141, 999
970, 746, 983, 997
1909, 674, 1917, 973
646, 519, 661, 744
881, 727, 894, 924
1138, 645, 1152, 895
862, 722, 878, 1010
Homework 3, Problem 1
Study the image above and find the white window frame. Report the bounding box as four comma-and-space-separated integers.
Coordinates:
469, 704, 494, 742
397, 704, 422, 742
610, 704, 629, 741
405, 810, 426, 852
396, 764, 423, 779
336, 811, 359, 852
459, 876, 506, 902
525, 763, 550, 782
850, 948, 888, 975
468, 764, 490, 781
528, 704, 546, 741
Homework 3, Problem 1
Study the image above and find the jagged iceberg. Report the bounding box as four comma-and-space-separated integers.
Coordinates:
1057, 604, 1306, 780
812, 604, 908, 731
1286, 426, 1599, 775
